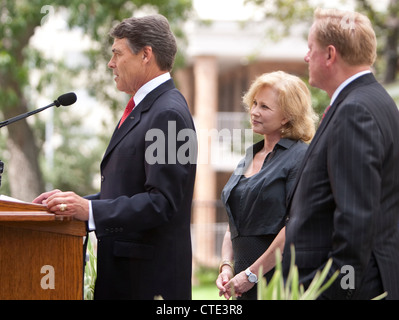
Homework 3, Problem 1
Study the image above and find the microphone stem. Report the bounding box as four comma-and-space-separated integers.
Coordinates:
0, 102, 56, 129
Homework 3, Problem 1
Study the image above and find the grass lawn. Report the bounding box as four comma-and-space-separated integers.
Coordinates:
192, 284, 225, 300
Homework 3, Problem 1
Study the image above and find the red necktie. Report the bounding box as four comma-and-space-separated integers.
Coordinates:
320, 105, 331, 124
118, 97, 135, 128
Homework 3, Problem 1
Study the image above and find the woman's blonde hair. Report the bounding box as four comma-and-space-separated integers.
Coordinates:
243, 71, 318, 143
313, 8, 377, 66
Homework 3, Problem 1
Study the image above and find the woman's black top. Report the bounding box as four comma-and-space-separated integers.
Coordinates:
221, 138, 308, 299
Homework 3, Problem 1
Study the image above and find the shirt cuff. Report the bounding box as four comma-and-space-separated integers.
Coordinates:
88, 200, 96, 231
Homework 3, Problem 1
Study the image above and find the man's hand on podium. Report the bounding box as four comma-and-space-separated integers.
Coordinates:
32, 190, 89, 221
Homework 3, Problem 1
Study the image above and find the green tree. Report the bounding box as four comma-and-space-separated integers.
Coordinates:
0, 0, 193, 201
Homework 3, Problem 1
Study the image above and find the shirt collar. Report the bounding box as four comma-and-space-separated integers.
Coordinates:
251, 138, 295, 154
133, 72, 171, 106
330, 70, 371, 106
277, 138, 296, 149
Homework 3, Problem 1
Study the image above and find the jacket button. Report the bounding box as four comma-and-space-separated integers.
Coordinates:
101, 175, 105, 182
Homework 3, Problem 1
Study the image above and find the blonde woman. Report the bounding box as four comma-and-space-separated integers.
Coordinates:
216, 71, 317, 299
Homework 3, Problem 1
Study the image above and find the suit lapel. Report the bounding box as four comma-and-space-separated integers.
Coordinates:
101, 79, 176, 164
286, 73, 377, 206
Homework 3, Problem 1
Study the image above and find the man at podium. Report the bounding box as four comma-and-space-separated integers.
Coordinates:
33, 14, 197, 300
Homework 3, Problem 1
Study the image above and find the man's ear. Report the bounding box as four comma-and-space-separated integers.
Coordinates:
142, 46, 153, 63
326, 45, 337, 66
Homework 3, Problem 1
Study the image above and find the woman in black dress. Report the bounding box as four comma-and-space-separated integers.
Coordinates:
216, 71, 317, 300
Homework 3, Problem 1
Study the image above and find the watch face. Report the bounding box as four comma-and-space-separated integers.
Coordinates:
249, 274, 257, 283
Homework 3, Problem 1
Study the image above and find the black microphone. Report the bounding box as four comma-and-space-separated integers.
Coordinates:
54, 92, 77, 107
0, 92, 77, 128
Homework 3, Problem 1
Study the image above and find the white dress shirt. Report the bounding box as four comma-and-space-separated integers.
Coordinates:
330, 70, 372, 106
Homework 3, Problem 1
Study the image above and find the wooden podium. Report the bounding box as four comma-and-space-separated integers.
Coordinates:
0, 199, 86, 300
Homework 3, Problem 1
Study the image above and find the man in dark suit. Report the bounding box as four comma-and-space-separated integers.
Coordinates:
33, 15, 197, 300
282, 8, 399, 299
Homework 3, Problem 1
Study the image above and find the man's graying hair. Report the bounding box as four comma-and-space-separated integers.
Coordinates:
110, 14, 177, 71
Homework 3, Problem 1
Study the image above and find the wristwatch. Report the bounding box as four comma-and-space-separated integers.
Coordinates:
245, 268, 258, 283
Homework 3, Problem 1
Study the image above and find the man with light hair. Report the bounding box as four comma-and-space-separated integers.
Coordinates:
283, 8, 399, 299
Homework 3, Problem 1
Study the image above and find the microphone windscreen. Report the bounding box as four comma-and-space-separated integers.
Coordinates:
57, 92, 77, 106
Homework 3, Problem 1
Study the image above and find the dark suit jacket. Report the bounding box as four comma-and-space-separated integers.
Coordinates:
87, 79, 197, 300
283, 73, 399, 300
